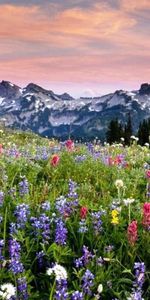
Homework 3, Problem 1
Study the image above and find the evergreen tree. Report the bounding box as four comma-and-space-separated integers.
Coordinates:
124, 113, 132, 145
106, 118, 123, 144
138, 118, 150, 145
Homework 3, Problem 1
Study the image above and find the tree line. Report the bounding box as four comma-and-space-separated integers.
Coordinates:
106, 114, 150, 145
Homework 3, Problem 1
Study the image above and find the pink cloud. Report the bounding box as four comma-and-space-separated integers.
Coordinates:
0, 1, 149, 95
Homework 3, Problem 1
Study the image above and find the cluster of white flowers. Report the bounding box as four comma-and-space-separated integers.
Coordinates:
130, 135, 139, 141
47, 263, 67, 281
0, 283, 16, 300
123, 198, 135, 206
115, 179, 124, 188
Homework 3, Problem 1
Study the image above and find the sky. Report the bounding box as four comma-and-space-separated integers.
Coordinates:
0, 0, 150, 97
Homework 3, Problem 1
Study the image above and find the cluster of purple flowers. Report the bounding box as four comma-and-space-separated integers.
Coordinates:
78, 219, 88, 233
75, 246, 94, 268
0, 191, 4, 206
55, 218, 67, 245
18, 177, 29, 197
91, 211, 104, 234
9, 239, 24, 274
17, 277, 28, 300
14, 203, 30, 229
0, 239, 4, 268
130, 262, 145, 300
74, 155, 87, 163
67, 179, 78, 199
71, 291, 83, 300
41, 201, 50, 211
55, 195, 78, 218
81, 269, 94, 296
30, 213, 50, 243
87, 143, 94, 154
55, 279, 69, 300
36, 250, 45, 269
10, 222, 17, 236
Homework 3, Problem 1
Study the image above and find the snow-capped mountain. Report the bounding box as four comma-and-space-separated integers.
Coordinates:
0, 80, 150, 140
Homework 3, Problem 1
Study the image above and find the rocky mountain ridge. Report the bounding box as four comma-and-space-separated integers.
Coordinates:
0, 80, 150, 140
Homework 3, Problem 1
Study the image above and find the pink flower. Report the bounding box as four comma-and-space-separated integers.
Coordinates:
50, 154, 60, 167
146, 170, 150, 179
127, 220, 138, 245
65, 139, 74, 151
80, 206, 88, 219
142, 202, 150, 229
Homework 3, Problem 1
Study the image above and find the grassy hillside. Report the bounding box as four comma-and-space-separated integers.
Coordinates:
0, 128, 150, 299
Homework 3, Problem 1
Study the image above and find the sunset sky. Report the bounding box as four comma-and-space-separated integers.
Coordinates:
0, 0, 150, 97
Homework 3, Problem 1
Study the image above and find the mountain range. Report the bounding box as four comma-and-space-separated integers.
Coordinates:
0, 80, 150, 140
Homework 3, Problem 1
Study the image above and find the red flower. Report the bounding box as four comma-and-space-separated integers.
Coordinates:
50, 154, 60, 167
127, 220, 138, 245
146, 170, 150, 179
80, 206, 88, 219
142, 202, 150, 229
65, 139, 74, 151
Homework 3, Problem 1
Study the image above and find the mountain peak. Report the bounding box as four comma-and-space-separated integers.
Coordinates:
25, 83, 49, 93
139, 83, 150, 95
0, 80, 21, 98
59, 92, 74, 100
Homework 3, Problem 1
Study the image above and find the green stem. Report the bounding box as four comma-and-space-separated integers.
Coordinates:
49, 280, 56, 300
128, 203, 131, 224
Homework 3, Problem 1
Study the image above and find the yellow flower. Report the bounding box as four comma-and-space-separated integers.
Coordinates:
111, 209, 119, 225
111, 209, 119, 218
111, 217, 119, 225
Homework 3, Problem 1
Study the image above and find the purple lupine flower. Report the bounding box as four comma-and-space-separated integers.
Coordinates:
0, 191, 4, 206
129, 262, 145, 300
14, 204, 30, 229
82, 246, 94, 265
41, 147, 48, 160
67, 179, 78, 199
55, 195, 78, 218
8, 147, 18, 157
41, 201, 50, 211
55, 279, 69, 300
71, 291, 83, 300
87, 143, 94, 154
9, 239, 24, 275
10, 259, 24, 275
91, 211, 103, 234
55, 196, 67, 215
78, 220, 88, 233
39, 214, 50, 242
9, 223, 17, 236
0, 239, 4, 268
55, 218, 67, 245
75, 246, 93, 268
30, 214, 50, 243
81, 269, 94, 296
97, 257, 104, 266
17, 277, 28, 300
133, 262, 145, 289
36, 251, 45, 269
75, 256, 84, 268
75, 155, 87, 163
18, 177, 29, 197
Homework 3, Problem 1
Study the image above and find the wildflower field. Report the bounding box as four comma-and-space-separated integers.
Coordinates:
0, 130, 150, 300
